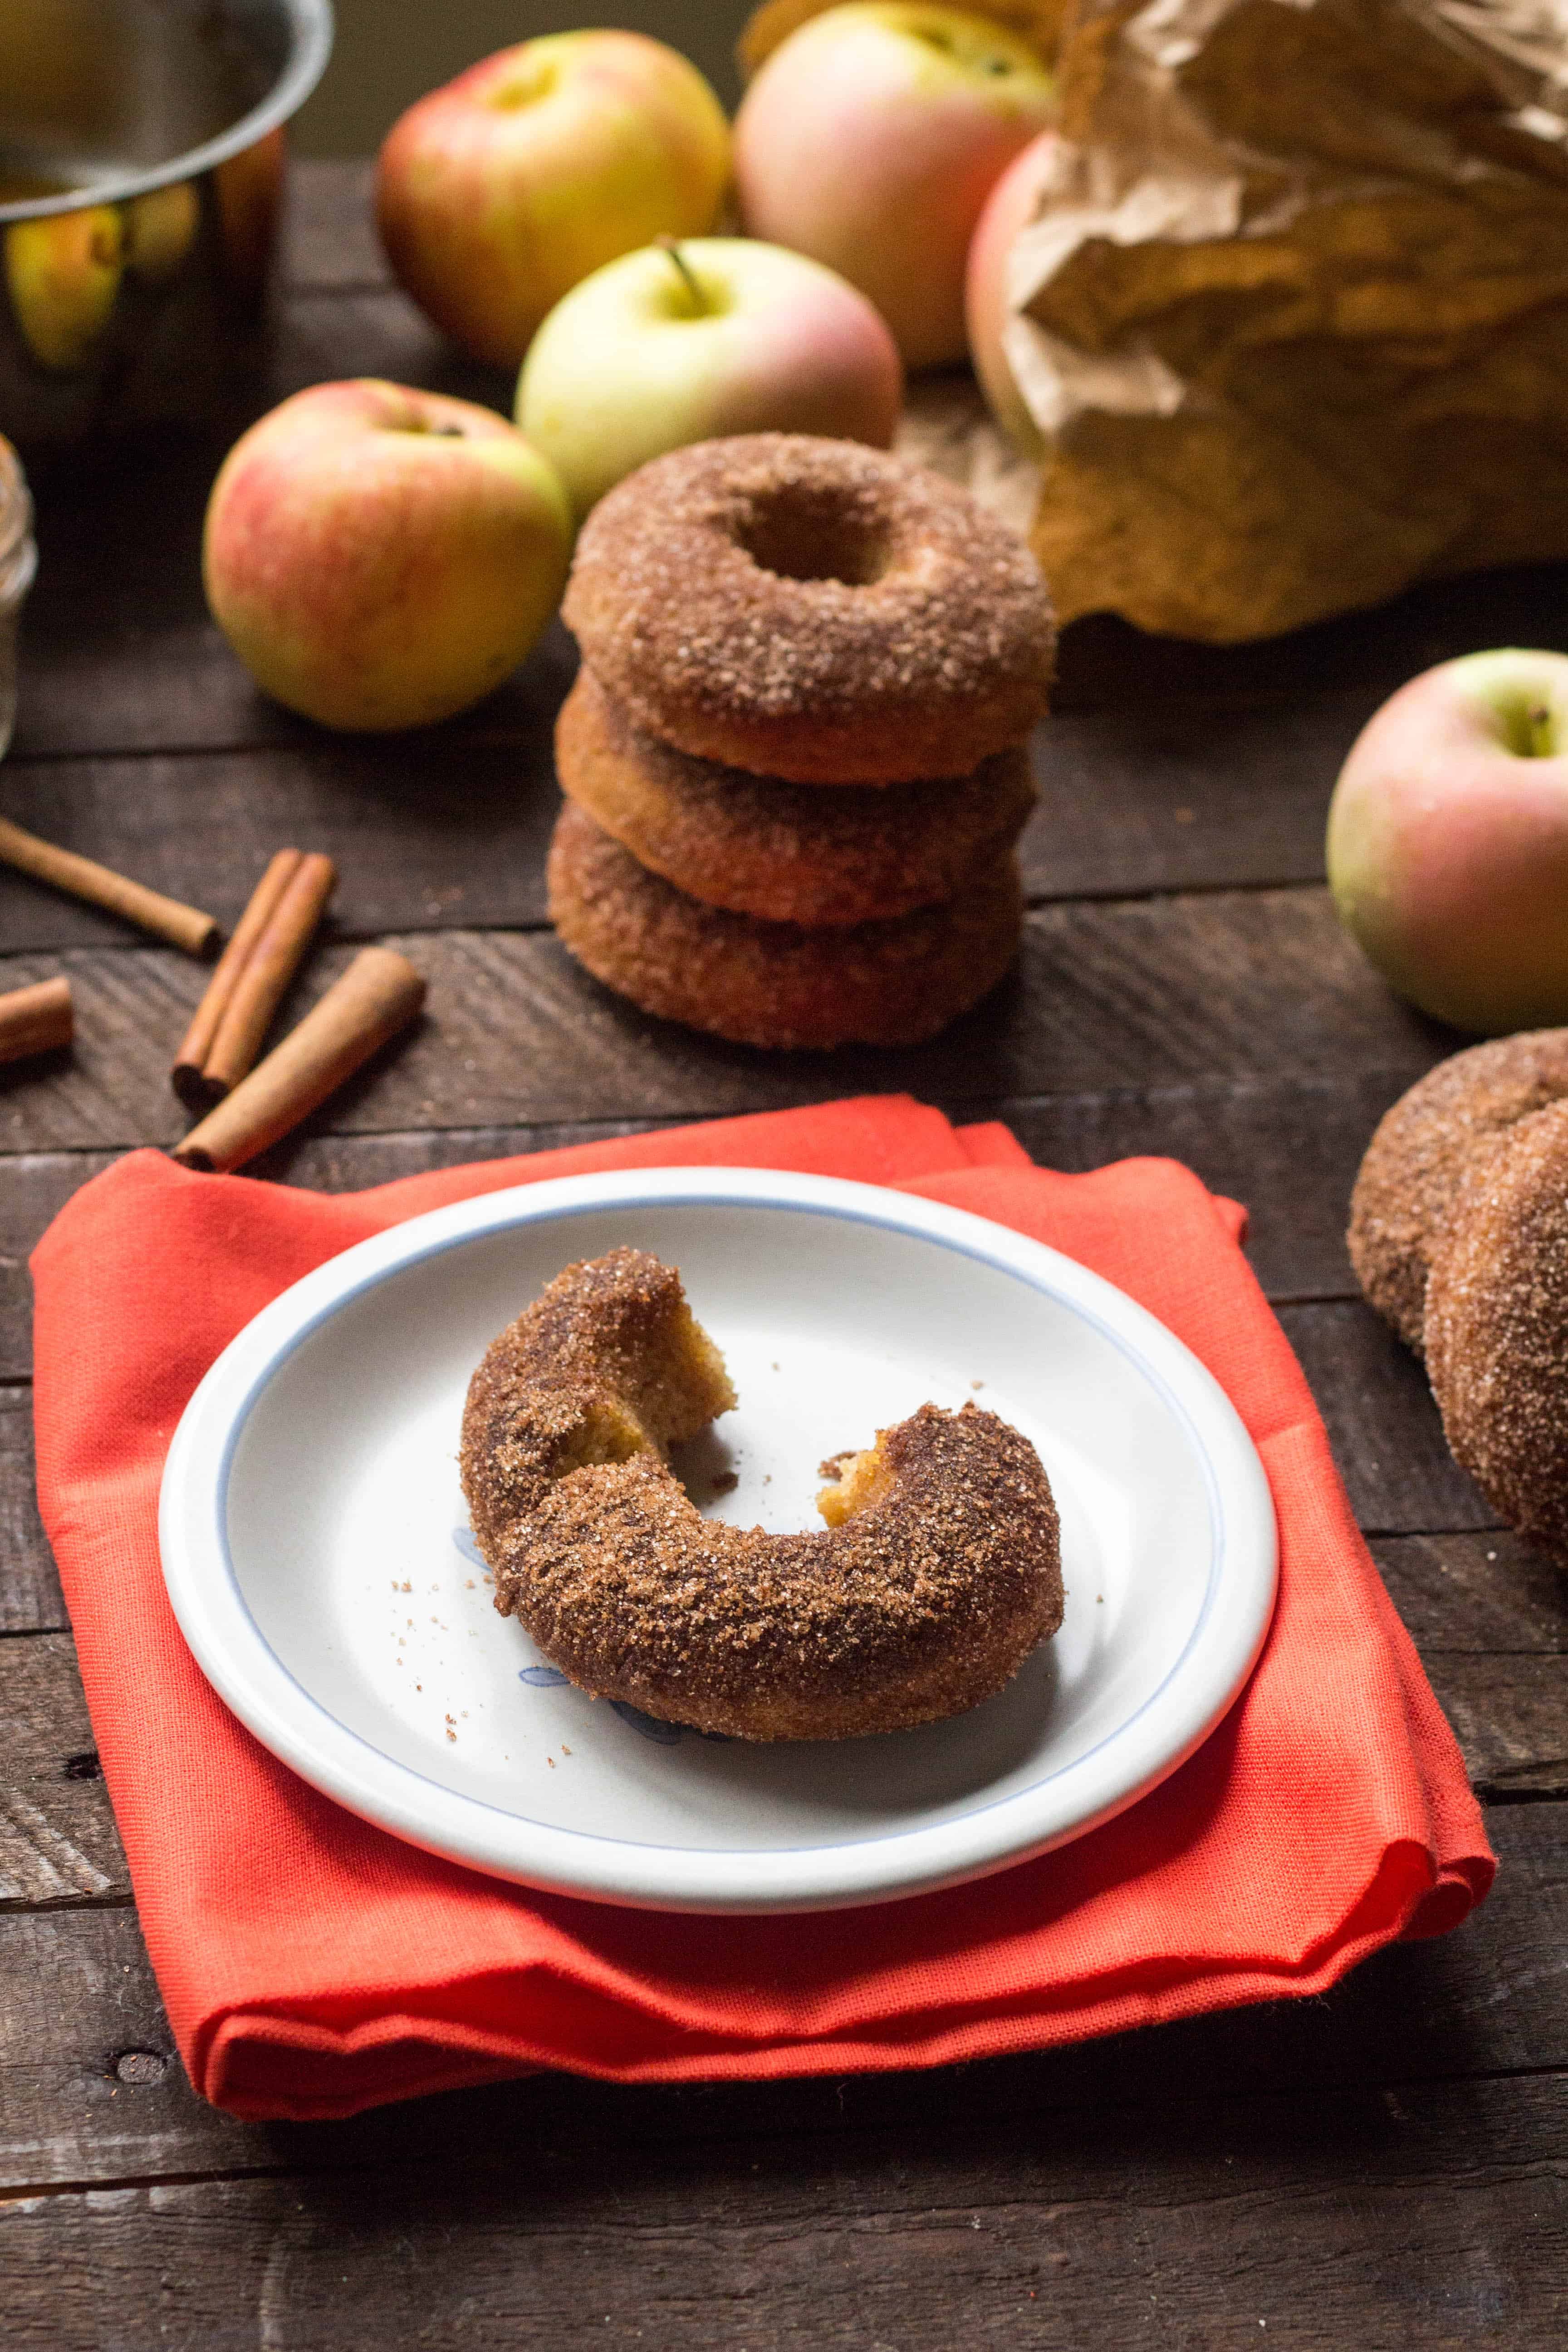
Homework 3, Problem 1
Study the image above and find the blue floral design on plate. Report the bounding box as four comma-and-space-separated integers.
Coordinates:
452, 1524, 485, 1566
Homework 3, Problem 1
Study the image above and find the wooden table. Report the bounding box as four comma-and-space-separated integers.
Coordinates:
5, 163, 1566, 2348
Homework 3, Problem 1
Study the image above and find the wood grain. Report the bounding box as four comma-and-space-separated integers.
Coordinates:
3, 2067, 1565, 2348
0, 893, 1447, 1158
0, 1388, 60, 1633
0, 675, 1362, 958
1278, 1300, 1495, 1535
0, 1636, 123, 1907
1371, 1531, 1568, 1656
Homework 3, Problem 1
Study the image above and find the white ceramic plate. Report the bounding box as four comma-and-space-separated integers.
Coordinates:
159, 1167, 1277, 1913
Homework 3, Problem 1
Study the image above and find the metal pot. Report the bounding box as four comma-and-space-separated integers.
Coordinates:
0, 0, 333, 451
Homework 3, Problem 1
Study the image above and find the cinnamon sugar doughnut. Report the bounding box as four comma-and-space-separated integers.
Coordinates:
561, 434, 1055, 784
1425, 1098, 1568, 1564
556, 666, 1037, 926
460, 1247, 1063, 1740
1349, 1029, 1568, 1353
548, 801, 1021, 1049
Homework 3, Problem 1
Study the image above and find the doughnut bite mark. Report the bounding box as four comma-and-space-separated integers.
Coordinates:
1349, 1029, 1568, 1353
555, 667, 1038, 927
547, 801, 1023, 1050
1425, 1098, 1568, 1564
460, 1249, 1063, 1742
562, 433, 1055, 784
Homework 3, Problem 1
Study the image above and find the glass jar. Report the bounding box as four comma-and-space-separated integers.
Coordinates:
0, 435, 37, 760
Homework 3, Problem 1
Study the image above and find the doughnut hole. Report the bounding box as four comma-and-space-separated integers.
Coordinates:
816, 1435, 895, 1527
737, 489, 891, 587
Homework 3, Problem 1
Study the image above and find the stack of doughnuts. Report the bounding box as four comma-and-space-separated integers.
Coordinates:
549, 434, 1055, 1050
1350, 1030, 1568, 1561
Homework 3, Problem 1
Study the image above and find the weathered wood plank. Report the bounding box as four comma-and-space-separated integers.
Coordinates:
3, 2066, 1565, 2348
1371, 1531, 1568, 1656
1279, 1299, 1495, 1536
0, 1389, 60, 1634
1023, 686, 1370, 900
1436, 1657, 1568, 1800
0, 677, 1362, 957
0, 1636, 122, 1906
0, 716, 571, 956
1005, 1068, 1412, 1304
0, 892, 1447, 1158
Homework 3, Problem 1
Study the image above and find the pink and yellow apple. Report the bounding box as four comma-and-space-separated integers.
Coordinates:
964, 123, 1060, 455
516, 236, 902, 517
376, 31, 730, 369
203, 380, 572, 732
733, 3, 1057, 371
1327, 648, 1568, 1033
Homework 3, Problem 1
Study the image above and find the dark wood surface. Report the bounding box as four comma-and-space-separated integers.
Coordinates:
5, 161, 1567, 2347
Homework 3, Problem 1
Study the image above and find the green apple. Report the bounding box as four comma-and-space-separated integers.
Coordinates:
203, 380, 573, 733
376, 30, 730, 369
516, 236, 903, 518
1327, 648, 1568, 1032
735, 3, 1057, 370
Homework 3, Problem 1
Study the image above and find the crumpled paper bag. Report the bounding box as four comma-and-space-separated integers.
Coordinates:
1004, 0, 1568, 640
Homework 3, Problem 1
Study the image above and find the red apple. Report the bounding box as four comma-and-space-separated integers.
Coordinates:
964, 124, 1060, 455
204, 380, 572, 732
734, 3, 1057, 371
376, 31, 730, 369
1327, 649, 1568, 1032
517, 237, 902, 516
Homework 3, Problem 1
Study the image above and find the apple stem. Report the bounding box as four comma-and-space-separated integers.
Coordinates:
1531, 703, 1555, 757
655, 235, 707, 316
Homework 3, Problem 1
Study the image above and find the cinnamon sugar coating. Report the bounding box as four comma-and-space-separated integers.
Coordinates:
548, 802, 1022, 1050
1348, 1029, 1568, 1354
1425, 1099, 1568, 1564
459, 1248, 1063, 1741
556, 666, 1037, 927
562, 434, 1055, 784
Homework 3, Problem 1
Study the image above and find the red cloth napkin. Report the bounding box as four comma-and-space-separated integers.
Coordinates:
31, 1094, 1493, 2121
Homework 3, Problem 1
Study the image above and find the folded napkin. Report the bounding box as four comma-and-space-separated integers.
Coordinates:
31, 1095, 1492, 2120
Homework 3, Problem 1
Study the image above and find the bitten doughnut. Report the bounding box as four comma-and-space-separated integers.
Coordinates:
1425, 1098, 1568, 1564
1349, 1029, 1568, 1352
556, 667, 1037, 926
562, 434, 1055, 784
548, 802, 1022, 1049
460, 1247, 1063, 1740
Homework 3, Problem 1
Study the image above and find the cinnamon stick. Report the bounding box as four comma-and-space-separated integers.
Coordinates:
0, 975, 71, 1064
0, 815, 218, 957
172, 849, 301, 1108
172, 948, 425, 1174
170, 849, 336, 1110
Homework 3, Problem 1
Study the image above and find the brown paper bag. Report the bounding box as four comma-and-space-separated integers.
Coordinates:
1009, 0, 1568, 639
